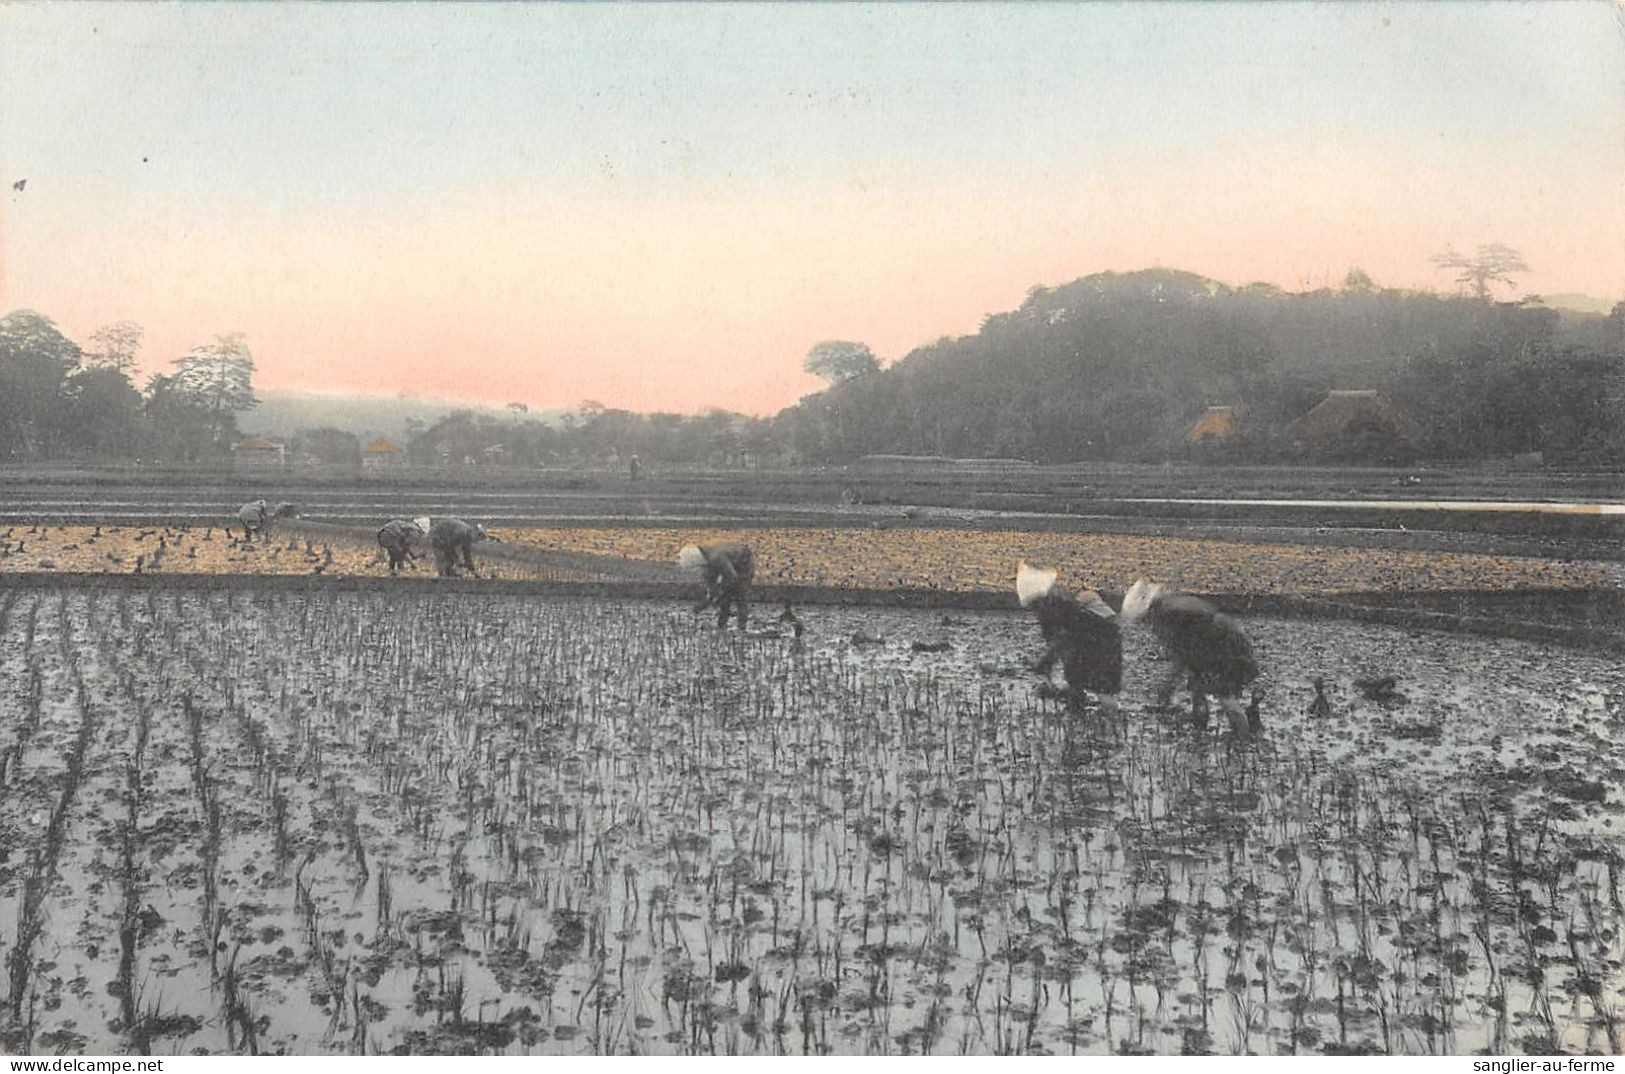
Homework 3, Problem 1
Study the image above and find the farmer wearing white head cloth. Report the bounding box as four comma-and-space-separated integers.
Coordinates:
377, 518, 429, 574
679, 542, 755, 631
237, 500, 268, 539
1119, 579, 1261, 735
1016, 562, 1123, 711
236, 499, 297, 542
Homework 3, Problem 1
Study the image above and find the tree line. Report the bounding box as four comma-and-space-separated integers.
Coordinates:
786, 269, 1625, 465
0, 311, 783, 470
5, 263, 1623, 470
0, 312, 258, 464
380, 402, 782, 470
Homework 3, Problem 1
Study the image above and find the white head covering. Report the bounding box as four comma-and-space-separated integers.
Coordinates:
678, 544, 707, 570
1119, 579, 1166, 623
1015, 561, 1059, 608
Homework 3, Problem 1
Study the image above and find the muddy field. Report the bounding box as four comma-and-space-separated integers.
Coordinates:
504, 527, 1624, 594
2, 466, 1621, 563
0, 589, 1622, 1056
3, 524, 1619, 595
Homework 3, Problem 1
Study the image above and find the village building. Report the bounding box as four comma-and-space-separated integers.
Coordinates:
1183, 405, 1250, 459
362, 437, 408, 469
1186, 405, 1241, 445
1284, 390, 1412, 458
232, 435, 287, 469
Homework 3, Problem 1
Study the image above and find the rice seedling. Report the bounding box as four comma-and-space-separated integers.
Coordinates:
0, 585, 1620, 1054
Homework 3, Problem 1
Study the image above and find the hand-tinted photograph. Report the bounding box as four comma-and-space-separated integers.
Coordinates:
1, 1, 1621, 1059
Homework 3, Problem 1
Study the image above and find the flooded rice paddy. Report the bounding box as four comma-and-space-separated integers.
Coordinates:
1121, 499, 1625, 516
0, 588, 1622, 1056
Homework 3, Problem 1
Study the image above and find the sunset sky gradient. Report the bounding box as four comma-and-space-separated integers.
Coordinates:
2, 2, 1622, 415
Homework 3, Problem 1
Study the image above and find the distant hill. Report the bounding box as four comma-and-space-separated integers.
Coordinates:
241, 391, 561, 442
777, 268, 1624, 464
1536, 293, 1618, 316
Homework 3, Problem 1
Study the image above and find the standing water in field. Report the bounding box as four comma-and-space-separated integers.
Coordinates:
0, 589, 1621, 1056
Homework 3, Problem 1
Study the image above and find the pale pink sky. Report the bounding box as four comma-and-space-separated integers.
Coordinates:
3, 3, 1622, 416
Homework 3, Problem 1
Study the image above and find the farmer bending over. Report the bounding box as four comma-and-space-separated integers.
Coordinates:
1016, 562, 1122, 712
430, 518, 498, 578
1119, 579, 1261, 734
377, 518, 428, 574
237, 500, 297, 542
679, 542, 755, 630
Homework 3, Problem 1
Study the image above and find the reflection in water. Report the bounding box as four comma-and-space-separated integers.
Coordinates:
1120, 498, 1625, 515
0, 593, 1620, 1055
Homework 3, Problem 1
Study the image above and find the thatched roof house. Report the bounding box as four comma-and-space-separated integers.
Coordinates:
362, 437, 407, 468
1186, 406, 1241, 444
233, 436, 286, 467
1285, 391, 1407, 443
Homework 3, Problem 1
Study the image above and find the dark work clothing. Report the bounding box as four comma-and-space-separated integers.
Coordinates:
377, 519, 424, 572
696, 543, 754, 630
430, 518, 486, 577
1147, 593, 1258, 698
1030, 589, 1123, 700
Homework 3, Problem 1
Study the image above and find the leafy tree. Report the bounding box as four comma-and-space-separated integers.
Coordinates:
1431, 244, 1530, 301
293, 426, 361, 466
1342, 267, 1377, 292
409, 409, 482, 465
0, 309, 82, 458
170, 332, 258, 450
0, 309, 82, 370
142, 372, 218, 463
691, 408, 746, 466
739, 417, 781, 468
574, 404, 638, 462
804, 340, 880, 386
83, 321, 144, 373
60, 367, 143, 457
